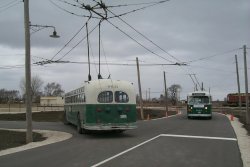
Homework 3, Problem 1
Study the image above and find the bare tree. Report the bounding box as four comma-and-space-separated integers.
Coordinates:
168, 84, 182, 105
0, 89, 20, 103
20, 75, 44, 102
44, 82, 64, 96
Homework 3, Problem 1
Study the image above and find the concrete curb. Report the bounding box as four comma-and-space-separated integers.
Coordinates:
0, 128, 72, 156
227, 115, 250, 167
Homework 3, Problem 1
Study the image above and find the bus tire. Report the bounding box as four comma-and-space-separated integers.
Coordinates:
115, 130, 125, 133
77, 115, 83, 134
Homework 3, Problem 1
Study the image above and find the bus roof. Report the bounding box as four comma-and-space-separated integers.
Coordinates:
187, 91, 211, 97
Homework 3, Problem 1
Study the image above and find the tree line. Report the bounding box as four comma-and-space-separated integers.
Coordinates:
0, 75, 64, 103
136, 84, 182, 105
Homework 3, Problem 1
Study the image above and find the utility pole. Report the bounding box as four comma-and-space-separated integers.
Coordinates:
243, 45, 249, 124
148, 88, 151, 101
136, 57, 144, 120
163, 71, 168, 114
235, 54, 242, 111
24, 0, 33, 143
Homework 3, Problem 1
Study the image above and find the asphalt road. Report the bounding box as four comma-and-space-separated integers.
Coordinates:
0, 112, 242, 167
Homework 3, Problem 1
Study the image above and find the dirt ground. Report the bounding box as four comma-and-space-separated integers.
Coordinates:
0, 108, 178, 122
0, 130, 46, 151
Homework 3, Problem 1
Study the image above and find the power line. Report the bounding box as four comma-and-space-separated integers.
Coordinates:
187, 48, 240, 63
0, 53, 24, 56
104, 1, 169, 19
50, 21, 89, 60
0, 64, 24, 69
51, 0, 168, 20
106, 19, 174, 63
48, 0, 178, 64
0, 0, 20, 9
56, 23, 99, 61
34, 22, 99, 65
107, 8, 183, 64
190, 65, 235, 74
0, 0, 21, 13
49, 0, 93, 18
93, 1, 169, 8
34, 60, 185, 66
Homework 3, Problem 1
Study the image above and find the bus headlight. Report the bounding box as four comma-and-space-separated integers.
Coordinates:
205, 107, 208, 110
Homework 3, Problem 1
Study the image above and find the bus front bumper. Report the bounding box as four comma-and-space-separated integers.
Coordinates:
188, 114, 212, 117
83, 124, 137, 131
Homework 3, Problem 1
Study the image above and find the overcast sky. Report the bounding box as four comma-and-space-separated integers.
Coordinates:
0, 0, 249, 100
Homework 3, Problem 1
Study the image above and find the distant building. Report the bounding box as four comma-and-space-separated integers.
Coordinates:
40, 96, 64, 106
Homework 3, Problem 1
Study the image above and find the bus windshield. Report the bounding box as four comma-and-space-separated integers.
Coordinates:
188, 96, 209, 105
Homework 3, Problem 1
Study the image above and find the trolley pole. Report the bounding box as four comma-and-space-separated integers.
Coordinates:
163, 71, 168, 114
24, 0, 33, 143
235, 55, 242, 111
243, 45, 249, 124
136, 57, 144, 120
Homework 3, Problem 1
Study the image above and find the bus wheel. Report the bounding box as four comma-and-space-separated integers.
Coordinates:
77, 115, 83, 134
115, 130, 125, 133
81, 128, 89, 134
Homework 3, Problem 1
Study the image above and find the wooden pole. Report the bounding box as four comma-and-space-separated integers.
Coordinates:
136, 57, 144, 120
243, 45, 249, 124
235, 55, 242, 111
24, 0, 33, 143
163, 71, 168, 114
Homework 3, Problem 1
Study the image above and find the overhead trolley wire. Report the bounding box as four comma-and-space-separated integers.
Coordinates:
52, 0, 168, 19
92, 0, 169, 19
50, 18, 91, 60
106, 8, 183, 64
49, 61, 182, 66
100, 1, 170, 8
54, 23, 99, 61
106, 19, 174, 63
49, 0, 95, 18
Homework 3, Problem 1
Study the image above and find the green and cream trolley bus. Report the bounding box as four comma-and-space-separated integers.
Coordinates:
187, 91, 212, 119
64, 79, 137, 133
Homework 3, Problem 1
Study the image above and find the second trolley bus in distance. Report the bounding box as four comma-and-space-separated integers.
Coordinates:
187, 91, 212, 119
